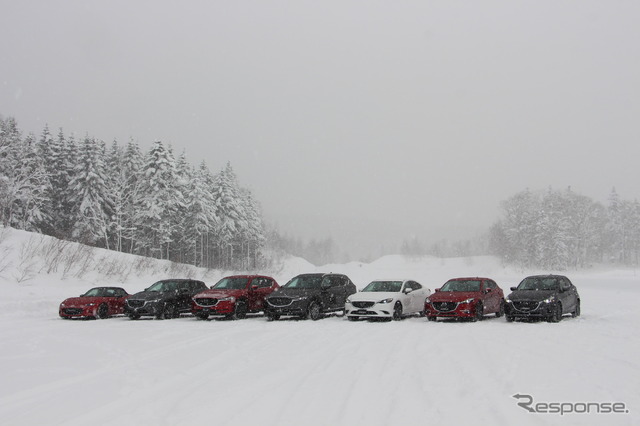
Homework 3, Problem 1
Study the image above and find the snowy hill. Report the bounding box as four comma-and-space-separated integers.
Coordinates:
0, 227, 638, 426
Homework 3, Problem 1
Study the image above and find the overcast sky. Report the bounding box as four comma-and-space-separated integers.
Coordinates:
2, 1, 639, 259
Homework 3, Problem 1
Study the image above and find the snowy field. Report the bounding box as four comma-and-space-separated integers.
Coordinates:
0, 228, 638, 426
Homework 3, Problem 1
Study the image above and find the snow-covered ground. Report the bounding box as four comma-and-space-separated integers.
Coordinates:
0, 228, 638, 426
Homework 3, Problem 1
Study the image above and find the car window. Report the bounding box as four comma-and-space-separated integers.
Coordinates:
411, 281, 422, 290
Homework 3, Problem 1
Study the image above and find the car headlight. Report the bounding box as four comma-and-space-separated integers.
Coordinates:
219, 296, 236, 302
87, 303, 96, 307
346, 298, 352, 304
505, 298, 512, 303
425, 297, 431, 304
377, 298, 394, 304
460, 298, 475, 305
542, 296, 556, 304
292, 296, 307, 302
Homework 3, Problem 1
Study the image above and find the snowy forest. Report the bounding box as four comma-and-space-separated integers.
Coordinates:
489, 187, 640, 270
0, 116, 264, 270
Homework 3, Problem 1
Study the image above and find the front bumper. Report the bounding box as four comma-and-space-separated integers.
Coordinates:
265, 298, 309, 316
345, 302, 393, 319
124, 300, 162, 317
192, 299, 235, 315
59, 305, 97, 318
505, 300, 556, 318
425, 301, 477, 319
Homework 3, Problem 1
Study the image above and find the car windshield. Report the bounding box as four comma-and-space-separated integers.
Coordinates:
146, 281, 179, 292
362, 281, 403, 292
212, 277, 249, 290
440, 280, 481, 292
517, 277, 559, 291
283, 275, 323, 289
82, 288, 106, 297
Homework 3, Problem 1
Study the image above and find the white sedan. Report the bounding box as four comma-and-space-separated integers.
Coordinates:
345, 280, 431, 321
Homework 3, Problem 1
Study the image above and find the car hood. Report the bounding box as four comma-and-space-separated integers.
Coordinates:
194, 289, 245, 299
507, 290, 557, 302
129, 291, 175, 301
267, 288, 320, 299
61, 296, 105, 306
429, 291, 480, 303
349, 291, 399, 302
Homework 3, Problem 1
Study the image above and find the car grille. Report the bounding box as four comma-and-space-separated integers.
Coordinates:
352, 301, 375, 308
127, 300, 145, 308
62, 308, 83, 315
195, 297, 218, 307
268, 297, 292, 307
433, 302, 457, 312
513, 301, 540, 312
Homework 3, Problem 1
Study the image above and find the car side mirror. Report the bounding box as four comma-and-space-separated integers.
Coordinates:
435, 288, 440, 292
510, 287, 517, 291
484, 288, 492, 294
251, 285, 259, 290
561, 285, 570, 292
403, 287, 413, 294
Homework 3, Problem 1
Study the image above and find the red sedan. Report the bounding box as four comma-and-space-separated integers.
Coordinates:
425, 277, 505, 322
59, 287, 130, 319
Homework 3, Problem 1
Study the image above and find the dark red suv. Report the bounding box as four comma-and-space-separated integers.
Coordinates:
192, 275, 279, 319
425, 277, 505, 321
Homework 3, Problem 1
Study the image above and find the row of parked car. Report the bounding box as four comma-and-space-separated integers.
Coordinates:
58, 273, 581, 323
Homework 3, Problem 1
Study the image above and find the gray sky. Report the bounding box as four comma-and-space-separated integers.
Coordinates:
2, 1, 640, 259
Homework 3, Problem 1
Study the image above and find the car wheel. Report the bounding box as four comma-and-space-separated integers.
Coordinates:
427, 316, 437, 322
472, 302, 483, 322
392, 302, 403, 321
548, 303, 562, 323
496, 300, 505, 318
230, 300, 248, 320
96, 304, 109, 319
306, 301, 322, 321
347, 316, 360, 321
157, 302, 176, 320
129, 313, 140, 320
572, 299, 581, 318
505, 315, 514, 322
195, 312, 209, 320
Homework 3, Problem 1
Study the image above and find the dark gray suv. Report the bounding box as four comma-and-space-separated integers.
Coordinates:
264, 273, 356, 321
125, 279, 207, 320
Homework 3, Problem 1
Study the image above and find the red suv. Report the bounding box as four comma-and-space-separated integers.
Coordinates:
192, 275, 279, 319
425, 277, 505, 321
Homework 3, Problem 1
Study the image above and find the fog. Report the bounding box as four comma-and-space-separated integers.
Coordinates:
2, 1, 639, 259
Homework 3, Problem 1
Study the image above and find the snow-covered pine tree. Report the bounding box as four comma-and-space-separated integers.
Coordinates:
136, 141, 184, 259
69, 136, 113, 247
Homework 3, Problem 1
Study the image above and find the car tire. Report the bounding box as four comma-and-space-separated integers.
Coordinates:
392, 302, 403, 321
306, 301, 322, 321
572, 299, 581, 318
427, 316, 437, 322
347, 316, 360, 321
230, 300, 248, 320
548, 303, 562, 323
496, 300, 505, 318
157, 302, 176, 320
472, 302, 483, 322
505, 315, 514, 322
96, 304, 108, 319
129, 313, 140, 320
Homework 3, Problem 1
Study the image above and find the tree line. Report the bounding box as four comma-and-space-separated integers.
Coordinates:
489, 187, 640, 270
0, 116, 264, 270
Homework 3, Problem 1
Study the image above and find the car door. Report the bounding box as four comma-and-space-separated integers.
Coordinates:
483, 280, 500, 313
248, 277, 273, 311
558, 277, 577, 314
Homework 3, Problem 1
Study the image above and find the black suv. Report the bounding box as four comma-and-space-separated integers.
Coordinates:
264, 273, 356, 320
125, 279, 207, 320
504, 275, 580, 322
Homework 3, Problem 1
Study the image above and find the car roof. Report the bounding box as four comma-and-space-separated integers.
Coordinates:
446, 277, 493, 281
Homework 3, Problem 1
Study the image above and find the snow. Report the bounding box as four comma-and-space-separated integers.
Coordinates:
0, 228, 638, 425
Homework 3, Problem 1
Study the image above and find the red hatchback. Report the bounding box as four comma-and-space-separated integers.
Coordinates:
192, 275, 279, 319
59, 287, 130, 319
425, 277, 505, 322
